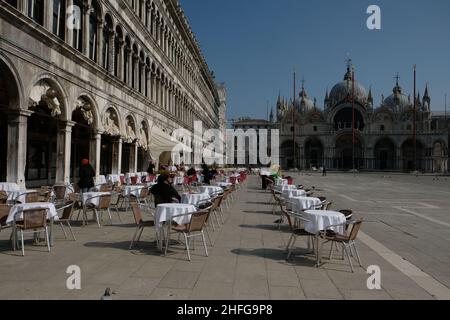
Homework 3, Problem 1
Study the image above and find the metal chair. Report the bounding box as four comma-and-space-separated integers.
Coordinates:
13, 209, 50, 256
0, 191, 8, 204
165, 210, 210, 261
0, 204, 10, 233
82, 194, 113, 228
14, 191, 39, 204
54, 201, 76, 241
318, 219, 364, 273
129, 203, 156, 249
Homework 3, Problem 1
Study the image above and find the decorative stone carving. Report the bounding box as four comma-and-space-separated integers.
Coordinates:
75, 98, 94, 125
29, 80, 62, 117
124, 117, 137, 143
103, 109, 120, 136
138, 124, 149, 150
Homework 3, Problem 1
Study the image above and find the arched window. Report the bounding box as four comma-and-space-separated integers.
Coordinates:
52, 0, 66, 39
114, 27, 123, 77
28, 0, 44, 25
89, 1, 101, 61
102, 15, 113, 70
4, 0, 18, 8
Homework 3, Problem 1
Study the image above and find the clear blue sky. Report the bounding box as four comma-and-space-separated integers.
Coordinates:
181, 0, 450, 121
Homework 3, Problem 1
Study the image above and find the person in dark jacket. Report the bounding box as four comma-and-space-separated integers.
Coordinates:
151, 174, 181, 206
147, 160, 155, 175
79, 159, 95, 193
201, 164, 211, 185
186, 167, 196, 177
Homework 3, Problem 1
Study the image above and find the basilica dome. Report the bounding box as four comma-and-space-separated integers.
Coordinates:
382, 82, 412, 113
329, 67, 367, 108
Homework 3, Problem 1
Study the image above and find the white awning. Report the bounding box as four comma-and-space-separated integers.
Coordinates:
148, 123, 192, 162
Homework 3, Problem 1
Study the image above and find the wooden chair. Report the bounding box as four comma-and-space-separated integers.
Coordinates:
52, 185, 67, 205
82, 194, 113, 228
0, 190, 8, 204
319, 219, 363, 273
0, 204, 10, 233
165, 210, 210, 261
129, 203, 156, 249
13, 209, 50, 256
54, 201, 76, 241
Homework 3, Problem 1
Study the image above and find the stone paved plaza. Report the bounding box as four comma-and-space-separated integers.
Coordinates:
1, 173, 450, 300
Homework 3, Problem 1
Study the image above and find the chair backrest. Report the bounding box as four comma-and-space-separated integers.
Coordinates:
317, 196, 326, 202
0, 191, 7, 204
222, 189, 230, 201
211, 195, 223, 210
53, 185, 67, 200
277, 198, 294, 231
25, 192, 39, 203
120, 175, 126, 185
339, 209, 353, 220
348, 219, 363, 241
72, 183, 81, 194
42, 191, 52, 203
99, 184, 112, 192
21, 209, 47, 230
131, 176, 138, 185
188, 210, 209, 232
58, 201, 75, 220
98, 195, 112, 210
140, 187, 149, 198
0, 204, 10, 226
325, 202, 333, 210
131, 203, 143, 224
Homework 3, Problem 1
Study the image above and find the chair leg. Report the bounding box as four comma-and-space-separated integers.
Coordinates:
44, 227, 51, 253
129, 226, 141, 249
329, 241, 334, 260
184, 233, 191, 261
204, 227, 213, 247
59, 223, 68, 240
352, 242, 363, 267
95, 210, 101, 228
286, 233, 294, 251
137, 226, 145, 244
21, 230, 25, 256
201, 231, 209, 257
344, 245, 354, 273
287, 236, 297, 260
67, 221, 76, 241
107, 209, 113, 225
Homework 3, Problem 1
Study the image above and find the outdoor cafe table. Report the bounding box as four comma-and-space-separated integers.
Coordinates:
7, 202, 59, 246
215, 182, 232, 188
276, 178, 288, 186
288, 196, 323, 212
181, 192, 210, 205
174, 176, 185, 185
123, 185, 146, 197
7, 189, 38, 203
95, 175, 107, 186
282, 189, 306, 199
274, 184, 297, 193
81, 192, 111, 207
154, 203, 197, 251
107, 174, 123, 184
303, 209, 347, 266
198, 186, 223, 196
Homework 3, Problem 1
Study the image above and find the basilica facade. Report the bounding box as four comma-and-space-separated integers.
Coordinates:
0, 0, 226, 187
275, 65, 448, 173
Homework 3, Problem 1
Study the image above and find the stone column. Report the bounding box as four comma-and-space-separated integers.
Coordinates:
44, 0, 53, 31
108, 28, 115, 74
56, 121, 75, 184
66, 0, 74, 47
127, 49, 133, 86
133, 54, 139, 90
118, 40, 124, 80
140, 60, 146, 94
97, 19, 104, 66
7, 110, 31, 187
83, 3, 91, 56
112, 137, 123, 174
89, 131, 101, 176
19, 0, 27, 14
131, 143, 138, 173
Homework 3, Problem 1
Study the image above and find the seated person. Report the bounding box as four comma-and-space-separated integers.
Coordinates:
186, 167, 196, 177
151, 174, 181, 206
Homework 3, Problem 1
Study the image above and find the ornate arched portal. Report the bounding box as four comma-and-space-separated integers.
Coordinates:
335, 134, 364, 170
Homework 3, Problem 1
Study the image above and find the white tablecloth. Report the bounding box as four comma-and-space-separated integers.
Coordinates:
260, 170, 271, 176
282, 189, 306, 199
123, 185, 146, 197
274, 184, 297, 193
7, 202, 59, 224
181, 193, 210, 205
303, 210, 346, 234
198, 186, 223, 195
154, 203, 197, 232
95, 175, 107, 185
276, 178, 288, 186
288, 196, 322, 212
107, 174, 123, 184
174, 176, 185, 185
81, 192, 111, 207
0, 182, 20, 192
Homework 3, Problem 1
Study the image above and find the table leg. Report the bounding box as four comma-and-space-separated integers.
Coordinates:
315, 235, 320, 267
50, 218, 54, 247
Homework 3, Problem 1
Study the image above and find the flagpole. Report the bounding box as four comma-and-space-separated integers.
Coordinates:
293, 70, 296, 169
352, 66, 355, 171
413, 65, 417, 172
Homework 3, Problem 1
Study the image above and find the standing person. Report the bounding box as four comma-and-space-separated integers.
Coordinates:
322, 166, 327, 177
147, 160, 155, 175
202, 163, 211, 185
79, 159, 95, 193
